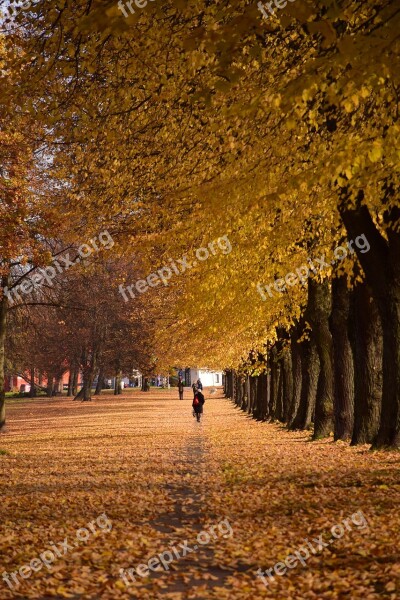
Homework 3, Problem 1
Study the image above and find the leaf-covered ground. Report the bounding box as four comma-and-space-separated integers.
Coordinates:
0, 389, 399, 599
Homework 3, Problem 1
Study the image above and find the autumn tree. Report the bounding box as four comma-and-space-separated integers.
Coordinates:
5, 0, 400, 446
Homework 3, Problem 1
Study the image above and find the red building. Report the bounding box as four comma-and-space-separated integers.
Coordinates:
5, 371, 81, 394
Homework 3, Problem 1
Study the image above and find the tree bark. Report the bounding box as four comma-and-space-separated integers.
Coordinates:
235, 373, 241, 407
269, 345, 280, 420
237, 376, 245, 409
290, 337, 319, 430
249, 376, 257, 415
75, 348, 95, 401
95, 366, 105, 396
67, 367, 73, 397
54, 377, 62, 396
349, 282, 382, 444
340, 201, 400, 448
275, 366, 284, 421
308, 279, 334, 439
226, 370, 234, 399
114, 369, 122, 395
72, 365, 79, 397
76, 370, 94, 401
224, 370, 229, 397
330, 276, 354, 441
232, 372, 238, 405
255, 371, 268, 420
46, 374, 54, 398
287, 324, 302, 427
81, 377, 93, 401
281, 345, 293, 424
29, 366, 36, 398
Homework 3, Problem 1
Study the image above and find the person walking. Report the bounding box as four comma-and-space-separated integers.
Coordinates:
178, 377, 184, 400
196, 378, 203, 391
192, 388, 205, 422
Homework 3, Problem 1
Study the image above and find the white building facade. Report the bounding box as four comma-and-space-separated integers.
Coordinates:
179, 368, 224, 387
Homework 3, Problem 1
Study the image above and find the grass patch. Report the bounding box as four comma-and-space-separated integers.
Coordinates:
0, 449, 9, 456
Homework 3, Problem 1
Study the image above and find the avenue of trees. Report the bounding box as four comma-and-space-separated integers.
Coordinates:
224, 274, 385, 447
0, 0, 399, 447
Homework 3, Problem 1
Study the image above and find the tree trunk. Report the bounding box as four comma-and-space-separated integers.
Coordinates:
308, 280, 334, 439
74, 348, 93, 402
232, 372, 238, 405
46, 375, 54, 398
237, 376, 244, 409
95, 366, 104, 395
282, 343, 294, 424
349, 282, 382, 444
245, 376, 251, 413
54, 377, 62, 396
290, 337, 319, 430
255, 372, 268, 420
249, 377, 257, 415
376, 290, 400, 448
75, 348, 95, 401
30, 366, 36, 398
224, 370, 229, 396
226, 370, 234, 399
275, 366, 284, 421
287, 325, 302, 427
236, 374, 243, 408
71, 365, 79, 397
340, 201, 400, 448
330, 276, 354, 441
67, 367, 74, 397
67, 374, 72, 397
0, 285, 8, 432
269, 345, 280, 420
76, 372, 93, 401
275, 329, 290, 423
114, 369, 122, 395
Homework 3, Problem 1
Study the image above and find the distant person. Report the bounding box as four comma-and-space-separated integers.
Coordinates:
192, 387, 197, 416
192, 388, 205, 422
196, 378, 203, 391
178, 377, 184, 400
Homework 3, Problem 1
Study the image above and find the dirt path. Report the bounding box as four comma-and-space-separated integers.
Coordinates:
0, 389, 399, 599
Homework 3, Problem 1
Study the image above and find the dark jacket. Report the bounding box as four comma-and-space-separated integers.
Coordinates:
192, 391, 205, 413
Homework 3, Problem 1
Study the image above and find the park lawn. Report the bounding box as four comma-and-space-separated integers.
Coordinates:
0, 390, 399, 599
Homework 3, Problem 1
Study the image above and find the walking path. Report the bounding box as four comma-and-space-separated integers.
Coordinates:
0, 389, 399, 599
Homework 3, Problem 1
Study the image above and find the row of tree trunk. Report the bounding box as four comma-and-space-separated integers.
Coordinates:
225, 277, 389, 448
225, 200, 400, 450
9, 364, 123, 403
